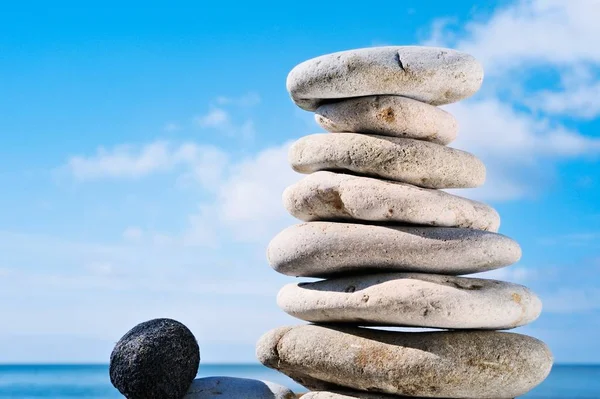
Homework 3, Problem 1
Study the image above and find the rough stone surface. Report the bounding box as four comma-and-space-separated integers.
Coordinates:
267, 222, 521, 277
278, 273, 541, 329
257, 325, 553, 399
184, 377, 295, 399
110, 318, 200, 399
302, 391, 437, 399
301, 391, 508, 399
283, 171, 499, 231
315, 95, 458, 145
287, 46, 484, 111
289, 134, 485, 189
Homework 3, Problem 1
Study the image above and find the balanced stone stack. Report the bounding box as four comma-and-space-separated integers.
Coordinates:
256, 46, 553, 399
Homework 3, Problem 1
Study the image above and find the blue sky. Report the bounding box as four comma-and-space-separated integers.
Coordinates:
0, 0, 598, 364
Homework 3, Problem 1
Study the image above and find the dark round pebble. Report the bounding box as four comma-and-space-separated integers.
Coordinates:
110, 318, 200, 399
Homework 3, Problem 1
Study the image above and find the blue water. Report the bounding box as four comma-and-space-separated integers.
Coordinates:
0, 364, 597, 398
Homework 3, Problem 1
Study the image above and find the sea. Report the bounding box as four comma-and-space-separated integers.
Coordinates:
0, 364, 597, 398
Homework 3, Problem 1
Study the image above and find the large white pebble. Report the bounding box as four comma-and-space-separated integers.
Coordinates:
315, 95, 458, 145
283, 171, 500, 231
278, 273, 542, 330
267, 222, 521, 277
287, 46, 484, 111
185, 377, 295, 399
289, 133, 485, 189
256, 325, 552, 398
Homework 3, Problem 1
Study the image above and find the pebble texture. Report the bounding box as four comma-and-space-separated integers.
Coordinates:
289, 134, 485, 189
301, 391, 508, 399
267, 222, 521, 277
184, 377, 295, 399
302, 391, 446, 399
287, 46, 484, 111
283, 171, 499, 231
278, 273, 541, 329
257, 325, 553, 399
110, 318, 200, 399
315, 95, 458, 145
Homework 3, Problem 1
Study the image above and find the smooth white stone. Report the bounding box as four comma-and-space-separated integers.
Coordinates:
278, 273, 542, 329
289, 133, 485, 189
287, 46, 484, 111
283, 171, 500, 231
184, 377, 295, 399
257, 325, 553, 398
315, 95, 458, 145
268, 222, 521, 277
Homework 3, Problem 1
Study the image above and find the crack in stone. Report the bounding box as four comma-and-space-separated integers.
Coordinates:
395, 52, 406, 71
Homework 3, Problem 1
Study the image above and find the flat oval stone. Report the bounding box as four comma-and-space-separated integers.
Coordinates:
287, 46, 484, 111
267, 222, 521, 277
278, 273, 541, 329
302, 391, 496, 399
185, 377, 295, 399
315, 96, 458, 145
256, 325, 553, 398
303, 391, 429, 399
289, 134, 485, 189
283, 171, 499, 231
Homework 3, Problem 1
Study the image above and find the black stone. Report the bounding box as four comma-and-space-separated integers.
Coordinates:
110, 318, 200, 399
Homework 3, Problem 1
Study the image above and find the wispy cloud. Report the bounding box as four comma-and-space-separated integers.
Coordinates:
64, 138, 298, 247
122, 226, 143, 242
215, 92, 261, 107
437, 0, 600, 73
66, 141, 174, 179
64, 141, 228, 185
161, 93, 260, 139
194, 99, 257, 140
427, 0, 600, 201
474, 266, 535, 283
543, 288, 600, 313
189, 142, 299, 244
195, 107, 230, 128
163, 122, 181, 132
539, 232, 600, 247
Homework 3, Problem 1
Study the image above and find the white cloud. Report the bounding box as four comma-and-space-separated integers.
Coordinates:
194, 106, 256, 140
155, 142, 298, 247
447, 100, 600, 159
163, 122, 181, 132
532, 81, 600, 120
474, 266, 535, 284
65, 141, 228, 183
122, 226, 143, 242
539, 232, 600, 247
542, 288, 600, 313
216, 92, 261, 107
427, 0, 600, 201
203, 142, 299, 243
0, 228, 293, 362
443, 0, 600, 74
195, 107, 230, 128
85, 261, 115, 277
175, 143, 230, 188
64, 139, 298, 247
67, 141, 173, 179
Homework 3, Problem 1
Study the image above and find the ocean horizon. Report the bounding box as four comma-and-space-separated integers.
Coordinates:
0, 363, 598, 398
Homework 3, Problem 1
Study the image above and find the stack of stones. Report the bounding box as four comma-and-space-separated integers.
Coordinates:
257, 46, 553, 399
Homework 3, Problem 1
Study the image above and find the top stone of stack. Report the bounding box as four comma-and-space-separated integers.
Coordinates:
287, 46, 484, 111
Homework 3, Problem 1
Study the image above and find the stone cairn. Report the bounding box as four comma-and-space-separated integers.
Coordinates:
257, 46, 553, 399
